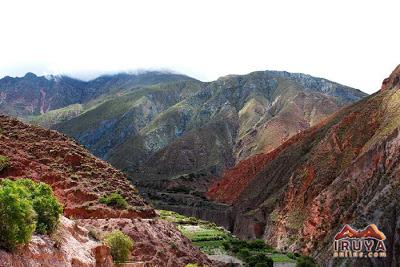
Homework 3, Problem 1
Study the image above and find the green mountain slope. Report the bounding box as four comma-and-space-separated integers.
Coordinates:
53, 71, 366, 214
0, 71, 194, 123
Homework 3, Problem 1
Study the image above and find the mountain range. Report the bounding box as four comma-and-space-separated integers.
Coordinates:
3, 67, 393, 266
0, 70, 367, 218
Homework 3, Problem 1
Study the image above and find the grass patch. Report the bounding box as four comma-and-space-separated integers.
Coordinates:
99, 192, 128, 209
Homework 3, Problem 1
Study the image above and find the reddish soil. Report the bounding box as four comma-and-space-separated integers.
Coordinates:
0, 115, 155, 219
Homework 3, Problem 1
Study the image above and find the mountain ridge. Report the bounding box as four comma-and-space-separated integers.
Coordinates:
0, 71, 196, 119
206, 65, 400, 266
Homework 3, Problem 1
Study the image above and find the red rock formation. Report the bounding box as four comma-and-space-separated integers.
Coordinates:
0, 216, 113, 267
206, 117, 328, 204
206, 65, 400, 266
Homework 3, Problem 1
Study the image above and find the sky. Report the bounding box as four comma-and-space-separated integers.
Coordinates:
0, 0, 399, 94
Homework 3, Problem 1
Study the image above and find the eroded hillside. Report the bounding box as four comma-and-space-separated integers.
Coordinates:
0, 115, 214, 266
207, 65, 400, 266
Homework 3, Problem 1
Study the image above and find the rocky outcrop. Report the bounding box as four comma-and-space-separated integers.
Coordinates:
381, 64, 400, 91
205, 76, 400, 266
0, 216, 113, 267
78, 218, 215, 267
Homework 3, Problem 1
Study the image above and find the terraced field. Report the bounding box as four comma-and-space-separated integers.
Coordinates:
157, 210, 302, 266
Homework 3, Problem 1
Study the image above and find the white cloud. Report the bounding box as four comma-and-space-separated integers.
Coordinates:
0, 0, 398, 93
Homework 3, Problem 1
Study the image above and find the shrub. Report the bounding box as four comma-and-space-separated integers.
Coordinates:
230, 239, 248, 253
0, 155, 10, 172
185, 264, 200, 267
104, 230, 133, 264
0, 179, 36, 250
237, 248, 251, 260
0, 178, 63, 250
287, 252, 297, 260
170, 241, 177, 249
296, 256, 316, 267
247, 239, 268, 250
14, 179, 63, 234
247, 254, 273, 267
222, 240, 231, 250
99, 193, 128, 209
254, 263, 272, 267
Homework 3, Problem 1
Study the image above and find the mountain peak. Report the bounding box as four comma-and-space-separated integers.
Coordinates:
381, 64, 400, 91
24, 72, 37, 79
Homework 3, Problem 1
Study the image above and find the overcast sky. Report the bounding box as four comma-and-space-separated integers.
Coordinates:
0, 0, 399, 94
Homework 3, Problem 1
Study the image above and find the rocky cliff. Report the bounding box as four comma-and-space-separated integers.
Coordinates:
207, 65, 400, 267
0, 216, 113, 267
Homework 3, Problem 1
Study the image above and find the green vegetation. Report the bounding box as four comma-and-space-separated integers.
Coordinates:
159, 209, 229, 253
28, 181, 63, 234
0, 179, 63, 250
29, 104, 83, 127
247, 254, 273, 267
99, 192, 128, 209
0, 155, 10, 172
223, 239, 276, 266
296, 256, 316, 267
0, 180, 36, 250
104, 230, 133, 264
158, 210, 296, 265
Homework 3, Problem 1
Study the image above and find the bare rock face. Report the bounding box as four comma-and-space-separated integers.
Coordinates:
78, 218, 215, 267
206, 66, 400, 266
0, 216, 113, 267
381, 64, 400, 91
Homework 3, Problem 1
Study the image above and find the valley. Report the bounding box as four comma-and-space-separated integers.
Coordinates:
1, 66, 399, 266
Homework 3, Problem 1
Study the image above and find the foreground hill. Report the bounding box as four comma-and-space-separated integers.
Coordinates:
0, 115, 213, 266
207, 65, 400, 266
